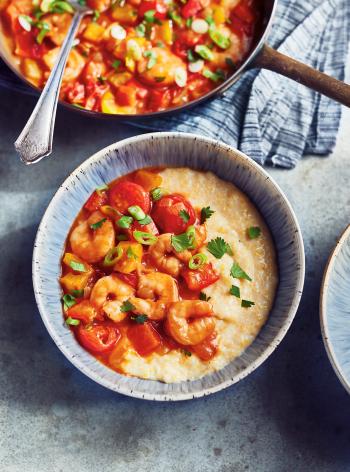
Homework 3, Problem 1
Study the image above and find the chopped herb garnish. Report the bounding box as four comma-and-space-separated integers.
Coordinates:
130, 314, 148, 324
90, 218, 106, 230
230, 262, 252, 281
203, 68, 225, 82
248, 226, 261, 239
112, 59, 121, 69
179, 209, 190, 223
181, 349, 192, 357
120, 300, 136, 312
135, 22, 146, 37
200, 206, 215, 224
186, 17, 193, 28
65, 317, 80, 326
128, 205, 146, 221
69, 261, 86, 272
188, 253, 207, 270
144, 9, 156, 22
150, 187, 165, 201
133, 231, 157, 245
205, 15, 214, 25
229, 285, 240, 298
49, 0, 74, 14
138, 215, 152, 225
78, 0, 86, 5
117, 215, 133, 229
97, 75, 106, 84
117, 234, 128, 241
144, 50, 157, 70
241, 299, 255, 308
71, 289, 84, 298
209, 25, 231, 49
155, 76, 165, 82
199, 292, 211, 301
92, 9, 100, 21
126, 246, 137, 259
168, 10, 183, 26
36, 21, 50, 44
171, 226, 195, 252
103, 246, 122, 266
187, 49, 197, 63
207, 237, 232, 259
62, 293, 76, 309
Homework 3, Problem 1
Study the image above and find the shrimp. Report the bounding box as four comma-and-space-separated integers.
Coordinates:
165, 300, 215, 345
90, 275, 135, 322
148, 234, 191, 277
137, 47, 187, 86
70, 211, 115, 263
129, 272, 179, 320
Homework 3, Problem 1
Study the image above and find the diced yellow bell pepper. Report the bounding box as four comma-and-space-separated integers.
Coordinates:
60, 273, 90, 293
62, 252, 92, 274
82, 22, 106, 42
113, 242, 143, 274
101, 91, 135, 114
125, 56, 135, 72
107, 71, 132, 88
21, 58, 42, 86
213, 6, 226, 24
158, 20, 173, 45
133, 170, 163, 191
111, 5, 138, 24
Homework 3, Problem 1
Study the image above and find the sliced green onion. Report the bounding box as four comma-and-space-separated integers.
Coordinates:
186, 225, 196, 248
69, 261, 86, 272
62, 293, 76, 309
95, 183, 109, 194
136, 22, 146, 37
92, 9, 100, 21
133, 230, 157, 245
194, 44, 214, 61
112, 59, 121, 69
50, 0, 74, 13
144, 9, 156, 22
128, 205, 146, 221
36, 21, 50, 44
150, 187, 165, 201
90, 218, 106, 230
138, 215, 152, 225
209, 26, 231, 49
130, 314, 148, 324
188, 253, 207, 270
103, 246, 123, 266
66, 317, 80, 326
203, 68, 225, 82
100, 205, 121, 218
117, 215, 133, 229
168, 10, 183, 26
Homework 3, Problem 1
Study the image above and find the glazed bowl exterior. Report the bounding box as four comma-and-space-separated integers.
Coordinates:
32, 132, 305, 400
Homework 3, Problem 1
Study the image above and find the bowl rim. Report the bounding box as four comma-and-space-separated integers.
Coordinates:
320, 223, 350, 395
32, 131, 305, 401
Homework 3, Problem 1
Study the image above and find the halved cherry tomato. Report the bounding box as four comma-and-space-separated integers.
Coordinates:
138, 0, 167, 20
182, 262, 219, 290
172, 30, 201, 59
77, 323, 121, 353
127, 322, 161, 356
109, 181, 151, 214
181, 0, 202, 18
191, 331, 218, 361
67, 300, 100, 324
115, 271, 138, 289
151, 194, 196, 234
126, 217, 159, 241
84, 190, 108, 212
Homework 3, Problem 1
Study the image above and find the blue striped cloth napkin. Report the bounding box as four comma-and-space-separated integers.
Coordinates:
1, 0, 349, 167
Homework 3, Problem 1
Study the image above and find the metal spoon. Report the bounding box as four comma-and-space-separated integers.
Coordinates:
14, 1, 91, 165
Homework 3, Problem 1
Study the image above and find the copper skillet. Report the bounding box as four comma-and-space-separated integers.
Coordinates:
0, 0, 349, 132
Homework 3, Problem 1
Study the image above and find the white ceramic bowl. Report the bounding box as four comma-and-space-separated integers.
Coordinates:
33, 132, 305, 401
320, 224, 350, 394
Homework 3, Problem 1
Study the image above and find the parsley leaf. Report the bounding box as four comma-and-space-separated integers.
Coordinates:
200, 206, 215, 224
112, 59, 121, 70
248, 226, 261, 239
181, 349, 192, 357
207, 237, 232, 259
130, 314, 148, 324
230, 262, 252, 281
69, 261, 86, 272
179, 209, 190, 223
229, 285, 240, 298
90, 218, 106, 230
171, 232, 192, 252
241, 299, 255, 308
120, 300, 136, 313
199, 292, 211, 301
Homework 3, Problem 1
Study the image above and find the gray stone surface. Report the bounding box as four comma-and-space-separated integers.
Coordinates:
1, 85, 350, 472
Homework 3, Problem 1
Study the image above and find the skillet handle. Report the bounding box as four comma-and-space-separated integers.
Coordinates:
252, 44, 350, 107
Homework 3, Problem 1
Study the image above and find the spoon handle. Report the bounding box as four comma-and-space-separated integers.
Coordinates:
14, 10, 85, 165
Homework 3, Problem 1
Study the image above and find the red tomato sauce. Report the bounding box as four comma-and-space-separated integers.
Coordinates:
0, 0, 262, 114
60, 167, 220, 377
